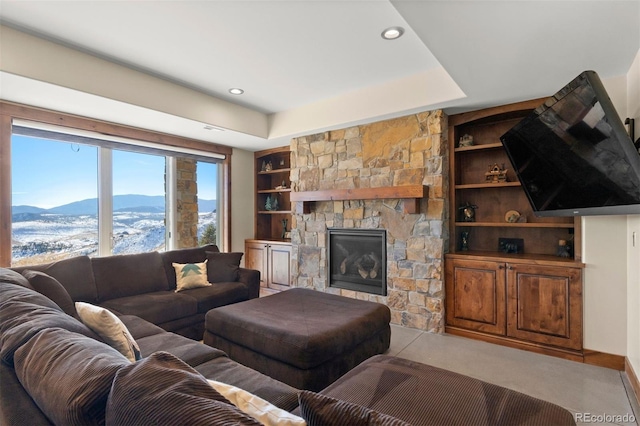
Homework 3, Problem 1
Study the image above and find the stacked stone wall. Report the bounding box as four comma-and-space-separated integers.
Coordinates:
176, 158, 199, 248
290, 110, 448, 333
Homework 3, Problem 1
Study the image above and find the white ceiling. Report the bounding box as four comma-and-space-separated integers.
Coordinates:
0, 0, 638, 151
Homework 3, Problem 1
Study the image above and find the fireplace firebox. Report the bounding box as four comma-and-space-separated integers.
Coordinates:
327, 228, 386, 296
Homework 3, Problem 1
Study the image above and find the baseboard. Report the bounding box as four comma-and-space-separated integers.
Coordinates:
583, 349, 626, 371
625, 357, 640, 408
445, 327, 626, 370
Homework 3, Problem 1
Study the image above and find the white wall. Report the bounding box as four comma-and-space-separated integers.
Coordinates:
230, 149, 255, 259
626, 50, 640, 376
582, 56, 640, 358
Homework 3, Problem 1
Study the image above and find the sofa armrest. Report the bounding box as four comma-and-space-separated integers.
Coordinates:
237, 268, 260, 299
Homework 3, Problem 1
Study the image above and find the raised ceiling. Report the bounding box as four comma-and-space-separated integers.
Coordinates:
0, 0, 638, 150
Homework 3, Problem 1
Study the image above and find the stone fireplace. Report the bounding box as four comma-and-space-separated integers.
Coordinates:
289, 110, 448, 333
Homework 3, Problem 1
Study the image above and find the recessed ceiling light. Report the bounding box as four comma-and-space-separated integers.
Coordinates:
381, 26, 405, 40
229, 88, 244, 95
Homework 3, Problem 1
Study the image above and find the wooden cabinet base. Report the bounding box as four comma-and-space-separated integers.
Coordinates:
445, 326, 625, 371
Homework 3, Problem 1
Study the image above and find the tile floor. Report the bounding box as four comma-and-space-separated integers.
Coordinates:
386, 325, 639, 426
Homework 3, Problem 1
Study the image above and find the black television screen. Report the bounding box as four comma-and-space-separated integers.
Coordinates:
500, 70, 640, 217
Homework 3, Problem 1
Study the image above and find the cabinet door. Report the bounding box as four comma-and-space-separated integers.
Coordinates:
507, 264, 582, 350
445, 259, 506, 335
245, 242, 267, 287
268, 244, 291, 291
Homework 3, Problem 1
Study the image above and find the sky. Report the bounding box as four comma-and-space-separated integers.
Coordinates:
11, 135, 217, 209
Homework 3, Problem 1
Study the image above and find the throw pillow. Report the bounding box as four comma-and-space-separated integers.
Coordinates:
173, 260, 211, 292
75, 302, 141, 362
206, 251, 243, 282
298, 390, 410, 426
21, 269, 78, 318
208, 379, 306, 426
14, 327, 129, 426
106, 351, 261, 426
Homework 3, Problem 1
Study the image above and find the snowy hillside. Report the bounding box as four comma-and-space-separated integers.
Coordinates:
12, 197, 217, 265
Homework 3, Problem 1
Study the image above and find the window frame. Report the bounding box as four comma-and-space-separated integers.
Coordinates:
0, 101, 233, 266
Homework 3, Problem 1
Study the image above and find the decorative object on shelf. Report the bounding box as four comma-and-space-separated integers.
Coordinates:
281, 219, 288, 239
460, 231, 470, 251
284, 231, 291, 239
504, 210, 521, 223
279, 158, 286, 167
261, 161, 267, 172
485, 163, 508, 183
459, 203, 478, 222
556, 239, 572, 258
265, 195, 279, 211
458, 134, 474, 147
498, 237, 524, 254
275, 180, 287, 190
264, 161, 273, 172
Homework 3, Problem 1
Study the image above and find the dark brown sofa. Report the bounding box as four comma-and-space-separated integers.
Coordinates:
10, 244, 259, 340
0, 266, 576, 425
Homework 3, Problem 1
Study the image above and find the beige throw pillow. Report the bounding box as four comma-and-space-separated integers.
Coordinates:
207, 379, 306, 426
173, 260, 211, 292
75, 302, 141, 362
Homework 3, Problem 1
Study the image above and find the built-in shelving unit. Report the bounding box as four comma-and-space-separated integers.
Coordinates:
246, 146, 292, 293
445, 99, 585, 361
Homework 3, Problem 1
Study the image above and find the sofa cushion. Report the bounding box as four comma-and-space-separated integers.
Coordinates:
318, 355, 576, 426
92, 251, 169, 301
0, 283, 100, 365
11, 256, 98, 302
99, 291, 198, 325
195, 356, 301, 412
76, 302, 141, 362
206, 251, 243, 282
0, 268, 34, 289
161, 244, 219, 290
105, 351, 261, 426
118, 314, 166, 340
298, 390, 409, 426
173, 260, 211, 292
179, 281, 249, 313
22, 269, 78, 318
14, 328, 129, 426
136, 332, 227, 367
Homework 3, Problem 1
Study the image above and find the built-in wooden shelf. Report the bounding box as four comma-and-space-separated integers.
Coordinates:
454, 142, 503, 152
455, 221, 574, 228
257, 210, 292, 215
291, 185, 428, 214
257, 188, 292, 194
258, 168, 291, 175
455, 182, 522, 189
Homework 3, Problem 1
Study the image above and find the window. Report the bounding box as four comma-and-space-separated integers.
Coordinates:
11, 135, 99, 265
6, 117, 226, 267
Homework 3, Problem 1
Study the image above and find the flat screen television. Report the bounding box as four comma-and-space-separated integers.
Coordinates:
500, 70, 640, 217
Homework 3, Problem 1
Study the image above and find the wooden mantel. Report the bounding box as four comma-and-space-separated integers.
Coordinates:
290, 185, 428, 214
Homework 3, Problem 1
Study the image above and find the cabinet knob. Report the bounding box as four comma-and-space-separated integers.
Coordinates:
508, 265, 514, 270
498, 265, 505, 270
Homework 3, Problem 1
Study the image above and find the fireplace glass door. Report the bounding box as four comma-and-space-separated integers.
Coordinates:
327, 228, 386, 295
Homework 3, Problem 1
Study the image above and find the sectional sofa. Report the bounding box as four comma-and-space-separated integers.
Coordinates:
0, 246, 577, 425
9, 244, 258, 340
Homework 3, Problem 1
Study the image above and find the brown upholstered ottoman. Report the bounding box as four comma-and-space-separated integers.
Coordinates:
203, 288, 391, 391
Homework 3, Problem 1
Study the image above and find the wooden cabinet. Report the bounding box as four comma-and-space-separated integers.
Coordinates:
446, 258, 506, 335
446, 255, 583, 354
245, 240, 291, 291
446, 100, 584, 359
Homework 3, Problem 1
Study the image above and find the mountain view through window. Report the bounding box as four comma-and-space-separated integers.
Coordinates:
11, 135, 218, 266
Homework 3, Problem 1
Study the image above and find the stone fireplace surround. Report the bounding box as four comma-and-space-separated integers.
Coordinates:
289, 110, 448, 333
